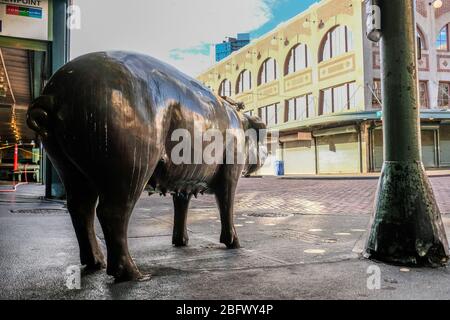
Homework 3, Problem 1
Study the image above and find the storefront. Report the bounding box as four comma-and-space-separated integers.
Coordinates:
314, 126, 362, 174
370, 122, 450, 171
282, 140, 316, 175
0, 0, 71, 198
271, 113, 450, 176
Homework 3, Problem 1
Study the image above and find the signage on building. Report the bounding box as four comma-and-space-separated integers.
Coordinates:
0, 0, 49, 41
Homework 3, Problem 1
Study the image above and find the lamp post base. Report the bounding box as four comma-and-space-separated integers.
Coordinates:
365, 161, 449, 267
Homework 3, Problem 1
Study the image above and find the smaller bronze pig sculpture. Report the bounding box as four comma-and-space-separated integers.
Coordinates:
27, 52, 266, 282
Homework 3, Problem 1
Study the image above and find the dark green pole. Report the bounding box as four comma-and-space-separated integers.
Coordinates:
365, 0, 449, 266
45, 0, 70, 199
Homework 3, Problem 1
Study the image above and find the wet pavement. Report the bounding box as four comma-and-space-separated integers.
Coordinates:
1, 177, 450, 300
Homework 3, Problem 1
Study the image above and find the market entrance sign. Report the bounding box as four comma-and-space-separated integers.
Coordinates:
0, 0, 49, 41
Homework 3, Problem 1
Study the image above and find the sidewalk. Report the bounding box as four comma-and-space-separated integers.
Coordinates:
1, 180, 450, 300
278, 170, 450, 180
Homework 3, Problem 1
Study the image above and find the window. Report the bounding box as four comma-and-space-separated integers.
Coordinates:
258, 58, 278, 85
258, 103, 281, 126
419, 81, 429, 109
372, 79, 382, 109
437, 25, 449, 51
244, 110, 253, 117
371, 80, 427, 109
319, 82, 358, 115
417, 28, 426, 50
236, 70, 252, 94
286, 94, 315, 122
219, 79, 232, 97
320, 25, 353, 62
438, 82, 450, 109
285, 43, 310, 75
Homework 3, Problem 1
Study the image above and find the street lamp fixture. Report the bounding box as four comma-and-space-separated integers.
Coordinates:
225, 63, 237, 71
269, 36, 290, 47
302, 18, 325, 29
208, 72, 220, 80
245, 51, 259, 60
430, 0, 443, 9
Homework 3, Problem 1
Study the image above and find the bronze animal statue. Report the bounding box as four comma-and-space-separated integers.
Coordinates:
27, 52, 266, 282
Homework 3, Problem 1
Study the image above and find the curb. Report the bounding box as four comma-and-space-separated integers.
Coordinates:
276, 173, 450, 181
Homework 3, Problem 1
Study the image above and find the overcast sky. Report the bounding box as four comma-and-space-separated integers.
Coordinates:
71, 0, 316, 77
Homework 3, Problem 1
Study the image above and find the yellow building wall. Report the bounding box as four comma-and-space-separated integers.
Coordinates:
197, 0, 366, 132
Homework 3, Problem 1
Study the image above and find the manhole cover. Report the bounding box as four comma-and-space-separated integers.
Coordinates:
11, 208, 68, 215
243, 212, 293, 218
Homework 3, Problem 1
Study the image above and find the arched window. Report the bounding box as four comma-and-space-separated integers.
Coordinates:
417, 26, 426, 50
285, 43, 310, 75
258, 58, 278, 86
320, 25, 353, 62
236, 70, 252, 94
219, 79, 232, 97
437, 24, 449, 51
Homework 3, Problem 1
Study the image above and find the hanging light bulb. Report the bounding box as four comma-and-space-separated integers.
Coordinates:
270, 37, 278, 46
0, 83, 6, 98
246, 51, 255, 59
303, 19, 311, 29
432, 0, 443, 9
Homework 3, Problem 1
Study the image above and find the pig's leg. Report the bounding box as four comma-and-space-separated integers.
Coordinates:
66, 178, 106, 270
43, 140, 105, 269
96, 192, 143, 282
214, 165, 244, 249
172, 193, 192, 247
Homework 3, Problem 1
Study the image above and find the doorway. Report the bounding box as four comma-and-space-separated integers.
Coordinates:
0, 46, 49, 184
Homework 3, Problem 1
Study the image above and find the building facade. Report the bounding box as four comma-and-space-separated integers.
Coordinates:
215, 33, 251, 62
0, 0, 71, 196
198, 0, 450, 175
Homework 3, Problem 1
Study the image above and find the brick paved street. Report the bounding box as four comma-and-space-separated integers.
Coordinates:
2, 176, 450, 300
172, 175, 450, 216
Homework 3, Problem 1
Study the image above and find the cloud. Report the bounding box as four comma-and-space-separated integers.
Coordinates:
71, 0, 275, 76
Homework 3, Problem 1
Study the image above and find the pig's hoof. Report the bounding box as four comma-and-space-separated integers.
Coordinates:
81, 253, 106, 271
137, 273, 152, 282
113, 269, 143, 283
220, 233, 241, 249
172, 235, 189, 247
108, 262, 143, 283
85, 260, 106, 271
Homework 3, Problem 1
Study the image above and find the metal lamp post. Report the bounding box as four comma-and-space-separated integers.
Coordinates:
365, 0, 449, 266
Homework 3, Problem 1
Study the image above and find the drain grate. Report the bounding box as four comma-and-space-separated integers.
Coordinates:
11, 208, 68, 215
243, 212, 293, 218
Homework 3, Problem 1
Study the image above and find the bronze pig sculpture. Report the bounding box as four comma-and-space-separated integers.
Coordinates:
27, 52, 266, 282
